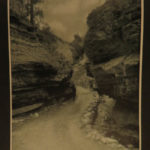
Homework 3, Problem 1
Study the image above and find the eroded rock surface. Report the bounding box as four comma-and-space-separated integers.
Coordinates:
83, 0, 140, 148
11, 17, 75, 112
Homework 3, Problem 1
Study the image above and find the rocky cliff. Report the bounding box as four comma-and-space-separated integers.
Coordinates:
84, 0, 140, 110
10, 15, 75, 111
83, 0, 141, 148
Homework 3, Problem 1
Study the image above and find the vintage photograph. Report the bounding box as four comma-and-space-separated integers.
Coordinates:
10, 0, 141, 150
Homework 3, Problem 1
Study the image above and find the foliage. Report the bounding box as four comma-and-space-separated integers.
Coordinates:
84, 0, 141, 64
10, 0, 43, 26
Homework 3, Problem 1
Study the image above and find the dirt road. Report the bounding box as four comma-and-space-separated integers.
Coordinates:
13, 86, 125, 150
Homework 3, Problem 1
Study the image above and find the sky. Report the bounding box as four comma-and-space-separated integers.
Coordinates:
39, 0, 105, 42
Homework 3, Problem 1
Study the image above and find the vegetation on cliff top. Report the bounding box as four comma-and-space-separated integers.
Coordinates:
84, 0, 141, 64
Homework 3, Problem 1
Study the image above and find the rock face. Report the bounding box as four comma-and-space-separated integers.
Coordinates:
84, 0, 140, 110
11, 16, 75, 109
87, 55, 139, 110
83, 0, 140, 148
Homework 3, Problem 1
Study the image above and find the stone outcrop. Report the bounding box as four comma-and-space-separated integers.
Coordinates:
84, 0, 140, 110
83, 0, 141, 148
11, 16, 75, 110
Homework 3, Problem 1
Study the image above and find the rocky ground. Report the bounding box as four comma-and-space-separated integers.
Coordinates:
10, 17, 76, 110
12, 88, 128, 150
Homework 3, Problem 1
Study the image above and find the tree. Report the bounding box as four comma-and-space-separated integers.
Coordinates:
29, 0, 43, 25
10, 0, 43, 26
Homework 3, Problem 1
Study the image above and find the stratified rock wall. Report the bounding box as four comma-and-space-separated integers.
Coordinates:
87, 55, 139, 110
11, 18, 75, 109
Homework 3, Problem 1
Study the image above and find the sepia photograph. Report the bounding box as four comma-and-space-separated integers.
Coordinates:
10, 0, 142, 150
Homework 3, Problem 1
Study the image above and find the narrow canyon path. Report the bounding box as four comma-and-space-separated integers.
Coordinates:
12, 60, 127, 150
12, 86, 127, 150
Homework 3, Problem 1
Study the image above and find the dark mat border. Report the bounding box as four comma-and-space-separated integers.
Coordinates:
0, 0, 10, 150
142, 0, 150, 149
